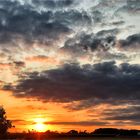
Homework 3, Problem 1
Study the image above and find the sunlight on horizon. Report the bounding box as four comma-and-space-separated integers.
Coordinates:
34, 123, 47, 132
31, 118, 48, 132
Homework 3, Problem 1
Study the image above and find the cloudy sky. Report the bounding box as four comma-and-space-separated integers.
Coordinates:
0, 0, 140, 132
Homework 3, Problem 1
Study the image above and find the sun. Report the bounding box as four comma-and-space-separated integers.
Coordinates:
34, 123, 46, 132
33, 118, 47, 132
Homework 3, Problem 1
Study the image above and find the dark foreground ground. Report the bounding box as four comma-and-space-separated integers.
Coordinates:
36, 138, 140, 140
1, 136, 140, 140
8, 138, 140, 140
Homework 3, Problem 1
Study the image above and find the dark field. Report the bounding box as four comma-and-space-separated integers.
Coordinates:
39, 138, 140, 140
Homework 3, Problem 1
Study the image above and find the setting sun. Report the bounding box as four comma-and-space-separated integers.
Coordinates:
33, 118, 47, 132
34, 123, 46, 132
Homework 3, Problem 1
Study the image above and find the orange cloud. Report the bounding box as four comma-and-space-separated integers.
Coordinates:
0, 63, 12, 69
25, 55, 60, 65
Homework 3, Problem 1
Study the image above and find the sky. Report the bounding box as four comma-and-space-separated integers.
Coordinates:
0, 0, 140, 132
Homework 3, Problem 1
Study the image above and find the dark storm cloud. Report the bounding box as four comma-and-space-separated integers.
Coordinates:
0, 0, 129, 47
62, 32, 140, 57
9, 61, 140, 105
0, 0, 138, 55
61, 29, 117, 55
106, 111, 140, 122
0, 0, 94, 46
103, 106, 140, 125
119, 34, 140, 50
54, 10, 92, 28
0, 0, 77, 45
0, 11, 71, 44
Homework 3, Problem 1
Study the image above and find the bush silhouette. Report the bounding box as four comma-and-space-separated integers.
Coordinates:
0, 107, 13, 137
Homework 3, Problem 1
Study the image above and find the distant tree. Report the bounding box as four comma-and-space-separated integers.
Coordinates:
93, 128, 119, 136
0, 107, 13, 136
67, 130, 78, 135
79, 130, 88, 136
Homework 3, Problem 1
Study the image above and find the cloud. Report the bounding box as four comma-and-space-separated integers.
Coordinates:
103, 105, 140, 125
12, 119, 34, 125
45, 120, 108, 126
0, 0, 139, 67
32, 0, 74, 8
0, 0, 138, 48
118, 0, 140, 12
60, 32, 140, 66
7, 62, 139, 106
12, 119, 108, 126
61, 29, 118, 56
25, 55, 60, 64
0, 0, 74, 47
0, 63, 12, 68
119, 34, 140, 51
13, 61, 25, 67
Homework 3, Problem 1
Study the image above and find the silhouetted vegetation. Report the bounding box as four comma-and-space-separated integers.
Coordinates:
3, 128, 140, 139
0, 107, 13, 138
93, 128, 140, 137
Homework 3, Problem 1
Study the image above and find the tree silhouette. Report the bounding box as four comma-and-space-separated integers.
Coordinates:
0, 107, 13, 136
67, 130, 78, 136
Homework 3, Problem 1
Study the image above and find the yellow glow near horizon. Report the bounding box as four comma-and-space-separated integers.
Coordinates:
34, 118, 46, 123
34, 123, 46, 132
33, 118, 48, 132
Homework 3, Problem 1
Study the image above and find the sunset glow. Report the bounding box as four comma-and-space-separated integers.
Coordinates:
33, 118, 47, 132
34, 123, 47, 132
